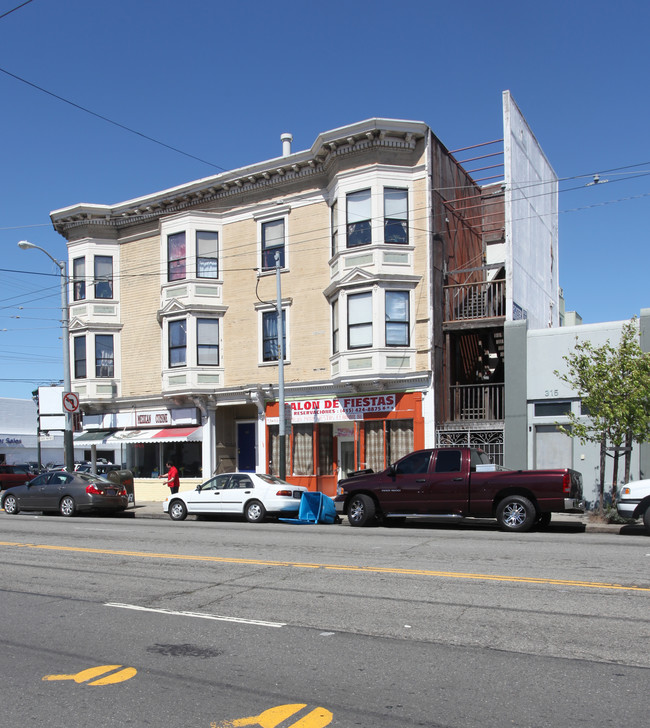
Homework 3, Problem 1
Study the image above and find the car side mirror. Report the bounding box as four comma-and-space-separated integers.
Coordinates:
387, 464, 396, 476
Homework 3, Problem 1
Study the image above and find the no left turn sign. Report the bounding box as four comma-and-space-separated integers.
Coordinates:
62, 392, 80, 413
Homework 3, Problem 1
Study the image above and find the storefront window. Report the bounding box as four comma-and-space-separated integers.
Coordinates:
292, 424, 313, 475
318, 424, 334, 475
268, 425, 290, 477
364, 421, 384, 472
387, 420, 413, 463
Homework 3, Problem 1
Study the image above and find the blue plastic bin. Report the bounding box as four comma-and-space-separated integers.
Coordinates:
280, 491, 338, 524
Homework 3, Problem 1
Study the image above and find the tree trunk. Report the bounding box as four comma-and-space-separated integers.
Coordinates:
611, 449, 619, 504
623, 431, 632, 484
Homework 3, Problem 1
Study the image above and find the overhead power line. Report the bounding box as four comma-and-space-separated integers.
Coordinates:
0, 65, 226, 171
0, 0, 33, 22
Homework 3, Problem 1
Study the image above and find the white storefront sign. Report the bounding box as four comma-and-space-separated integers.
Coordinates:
267, 394, 397, 424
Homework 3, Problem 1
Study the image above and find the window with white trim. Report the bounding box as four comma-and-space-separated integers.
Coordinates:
196, 231, 219, 278
262, 309, 286, 362
385, 291, 410, 346
197, 318, 219, 366
331, 199, 338, 257
347, 292, 373, 349
73, 257, 85, 301
261, 219, 285, 271
95, 335, 114, 378
169, 319, 187, 368
168, 232, 186, 281
346, 189, 372, 248
74, 335, 86, 378
384, 188, 408, 244
94, 256, 113, 299
332, 298, 339, 354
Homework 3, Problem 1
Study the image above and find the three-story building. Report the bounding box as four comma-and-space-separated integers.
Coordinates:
53, 91, 559, 494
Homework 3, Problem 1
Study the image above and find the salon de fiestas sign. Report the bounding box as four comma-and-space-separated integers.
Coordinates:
267, 394, 397, 424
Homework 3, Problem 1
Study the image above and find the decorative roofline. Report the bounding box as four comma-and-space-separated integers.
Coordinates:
51, 120, 427, 236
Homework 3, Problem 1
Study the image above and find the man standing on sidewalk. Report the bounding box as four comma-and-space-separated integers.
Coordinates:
160, 461, 180, 494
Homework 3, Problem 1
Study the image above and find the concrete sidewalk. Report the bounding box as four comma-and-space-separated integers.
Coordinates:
124, 501, 642, 535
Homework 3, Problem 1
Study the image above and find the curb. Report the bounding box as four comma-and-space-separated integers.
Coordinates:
125, 503, 644, 534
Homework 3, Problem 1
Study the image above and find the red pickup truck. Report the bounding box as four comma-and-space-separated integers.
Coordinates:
333, 448, 584, 532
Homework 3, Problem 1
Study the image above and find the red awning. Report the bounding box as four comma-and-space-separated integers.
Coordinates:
152, 427, 201, 441
106, 427, 201, 445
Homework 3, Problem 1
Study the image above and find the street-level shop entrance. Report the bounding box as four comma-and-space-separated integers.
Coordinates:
265, 392, 424, 497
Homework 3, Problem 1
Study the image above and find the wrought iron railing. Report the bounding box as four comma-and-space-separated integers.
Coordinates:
444, 279, 505, 322
449, 383, 504, 421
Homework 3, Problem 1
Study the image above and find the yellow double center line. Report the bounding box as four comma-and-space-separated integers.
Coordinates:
1, 540, 648, 592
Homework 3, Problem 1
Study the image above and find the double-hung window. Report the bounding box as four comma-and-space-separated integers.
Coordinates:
73, 336, 86, 378
197, 318, 219, 366
169, 320, 187, 368
262, 310, 286, 362
95, 335, 114, 378
73, 258, 85, 301
348, 292, 372, 349
384, 188, 408, 244
196, 231, 219, 279
94, 256, 113, 299
168, 232, 186, 281
346, 189, 372, 247
385, 291, 410, 346
331, 200, 338, 257
261, 219, 285, 271
332, 298, 339, 354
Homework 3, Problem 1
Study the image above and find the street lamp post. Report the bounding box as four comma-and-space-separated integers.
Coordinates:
18, 240, 74, 471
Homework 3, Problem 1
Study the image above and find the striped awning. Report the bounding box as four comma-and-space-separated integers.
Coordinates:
106, 427, 202, 445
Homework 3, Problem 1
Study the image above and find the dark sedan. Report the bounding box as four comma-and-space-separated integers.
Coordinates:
1, 470, 128, 517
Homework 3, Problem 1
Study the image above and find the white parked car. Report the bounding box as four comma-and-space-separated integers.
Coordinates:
163, 472, 308, 523
616, 479, 650, 534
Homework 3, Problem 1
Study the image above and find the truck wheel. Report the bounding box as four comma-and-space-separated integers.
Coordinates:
347, 494, 375, 527
496, 495, 536, 532
643, 506, 650, 535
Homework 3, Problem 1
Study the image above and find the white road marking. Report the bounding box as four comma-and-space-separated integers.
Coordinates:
105, 602, 286, 628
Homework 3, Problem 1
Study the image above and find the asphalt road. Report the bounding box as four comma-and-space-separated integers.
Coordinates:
0, 513, 648, 727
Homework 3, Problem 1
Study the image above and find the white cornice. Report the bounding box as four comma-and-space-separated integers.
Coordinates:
51, 119, 428, 236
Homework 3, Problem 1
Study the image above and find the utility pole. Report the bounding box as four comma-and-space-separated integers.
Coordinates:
275, 251, 286, 479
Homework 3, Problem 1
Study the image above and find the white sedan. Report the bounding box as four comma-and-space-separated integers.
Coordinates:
163, 472, 308, 523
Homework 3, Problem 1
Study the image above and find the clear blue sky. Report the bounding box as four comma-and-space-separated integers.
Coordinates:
0, 0, 648, 399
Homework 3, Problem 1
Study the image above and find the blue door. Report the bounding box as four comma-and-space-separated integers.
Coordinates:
237, 422, 256, 472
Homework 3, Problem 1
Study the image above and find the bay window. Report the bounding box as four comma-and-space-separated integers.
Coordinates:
94, 256, 113, 299
73, 257, 85, 301
197, 318, 219, 366
73, 336, 86, 378
197, 231, 219, 278
385, 291, 410, 346
346, 189, 372, 247
169, 320, 187, 368
347, 292, 373, 349
95, 335, 114, 378
168, 232, 186, 281
384, 188, 408, 244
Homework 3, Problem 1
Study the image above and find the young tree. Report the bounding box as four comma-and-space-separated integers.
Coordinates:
555, 319, 650, 513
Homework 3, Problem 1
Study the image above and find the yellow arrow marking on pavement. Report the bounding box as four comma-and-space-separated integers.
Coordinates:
43, 664, 137, 686
214, 703, 333, 728
2, 540, 649, 592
